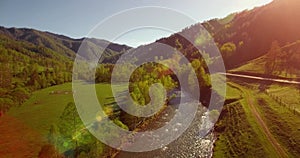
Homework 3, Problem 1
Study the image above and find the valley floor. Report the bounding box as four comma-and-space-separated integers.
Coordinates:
1, 79, 300, 158
0, 83, 74, 157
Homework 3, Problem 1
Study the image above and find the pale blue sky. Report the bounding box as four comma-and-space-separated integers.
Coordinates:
0, 0, 272, 47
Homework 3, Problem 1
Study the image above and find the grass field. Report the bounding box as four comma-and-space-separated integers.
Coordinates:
266, 84, 300, 112
213, 80, 300, 157
0, 82, 119, 158
255, 95, 300, 157
213, 83, 276, 158
231, 56, 266, 74
230, 56, 299, 78
7, 83, 74, 135
213, 100, 268, 157
211, 74, 241, 100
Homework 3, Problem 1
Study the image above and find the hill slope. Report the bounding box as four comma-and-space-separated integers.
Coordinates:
0, 27, 131, 112
231, 41, 300, 78
181, 0, 300, 68
0, 26, 131, 62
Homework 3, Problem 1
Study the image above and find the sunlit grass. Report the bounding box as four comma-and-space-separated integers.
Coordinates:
214, 82, 278, 157
2, 82, 118, 157
216, 82, 300, 157
266, 84, 300, 112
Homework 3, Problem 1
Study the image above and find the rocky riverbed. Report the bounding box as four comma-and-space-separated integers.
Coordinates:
115, 103, 216, 158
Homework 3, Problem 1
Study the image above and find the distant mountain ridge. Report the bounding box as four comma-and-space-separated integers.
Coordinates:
0, 26, 131, 63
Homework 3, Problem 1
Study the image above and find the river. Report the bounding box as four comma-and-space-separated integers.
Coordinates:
115, 94, 216, 158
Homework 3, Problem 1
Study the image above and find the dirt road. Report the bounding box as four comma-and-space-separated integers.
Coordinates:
228, 82, 288, 158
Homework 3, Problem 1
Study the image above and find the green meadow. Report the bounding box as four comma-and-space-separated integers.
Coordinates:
0, 82, 118, 157
213, 81, 300, 157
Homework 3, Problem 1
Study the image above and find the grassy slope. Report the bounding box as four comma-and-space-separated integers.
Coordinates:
214, 80, 300, 157
230, 41, 300, 79
267, 84, 300, 112
231, 56, 266, 74
256, 86, 300, 157
0, 82, 117, 158
230, 55, 298, 78
213, 82, 276, 158
7, 83, 74, 135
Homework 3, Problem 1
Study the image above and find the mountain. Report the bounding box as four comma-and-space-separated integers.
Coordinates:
0, 26, 131, 63
123, 0, 300, 71
0, 27, 131, 112
201, 0, 300, 68
148, 0, 299, 69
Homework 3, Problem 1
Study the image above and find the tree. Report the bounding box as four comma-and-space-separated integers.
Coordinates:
265, 41, 281, 75
220, 42, 236, 59
38, 144, 61, 158
27, 63, 40, 88
57, 102, 82, 155
95, 64, 112, 83
21, 66, 29, 81
48, 124, 59, 146
0, 63, 12, 89
39, 72, 48, 88
57, 102, 99, 157
11, 87, 30, 104
277, 50, 289, 76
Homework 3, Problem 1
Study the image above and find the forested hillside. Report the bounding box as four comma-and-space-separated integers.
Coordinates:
0, 27, 131, 112
179, 0, 300, 68
0, 34, 72, 112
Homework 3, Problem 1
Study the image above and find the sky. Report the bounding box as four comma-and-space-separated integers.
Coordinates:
0, 0, 272, 47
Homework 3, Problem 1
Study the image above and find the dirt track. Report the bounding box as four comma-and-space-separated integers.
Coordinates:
244, 91, 288, 158
228, 82, 288, 158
